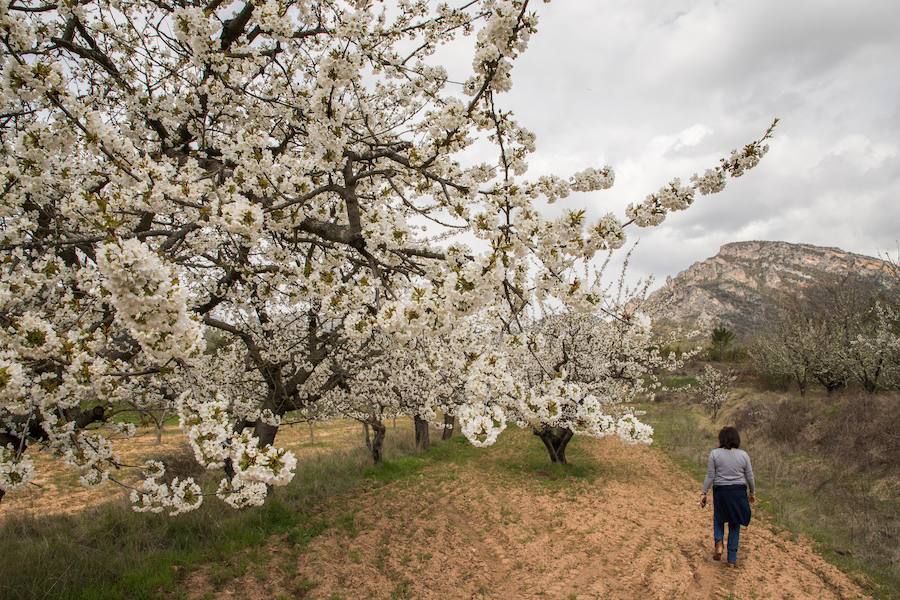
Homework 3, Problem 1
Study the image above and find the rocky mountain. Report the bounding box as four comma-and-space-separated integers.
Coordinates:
646, 240, 896, 336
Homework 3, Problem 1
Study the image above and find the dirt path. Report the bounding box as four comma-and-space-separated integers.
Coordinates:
195, 436, 869, 600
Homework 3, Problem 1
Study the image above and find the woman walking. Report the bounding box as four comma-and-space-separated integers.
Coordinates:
699, 426, 756, 567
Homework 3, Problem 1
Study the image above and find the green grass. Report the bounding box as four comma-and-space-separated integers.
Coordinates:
0, 427, 471, 600
660, 375, 698, 390
490, 434, 603, 484
641, 400, 900, 600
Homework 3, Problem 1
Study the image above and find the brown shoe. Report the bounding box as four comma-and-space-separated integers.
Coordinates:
727, 561, 737, 568
714, 541, 723, 561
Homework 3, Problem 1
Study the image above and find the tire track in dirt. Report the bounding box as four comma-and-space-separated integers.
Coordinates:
197, 437, 870, 600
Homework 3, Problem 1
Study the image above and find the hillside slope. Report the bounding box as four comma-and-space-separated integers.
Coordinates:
647, 240, 895, 335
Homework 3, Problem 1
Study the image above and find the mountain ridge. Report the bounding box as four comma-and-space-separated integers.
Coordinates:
647, 240, 896, 335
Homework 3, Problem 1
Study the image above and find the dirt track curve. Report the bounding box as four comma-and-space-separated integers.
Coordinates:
197, 436, 869, 600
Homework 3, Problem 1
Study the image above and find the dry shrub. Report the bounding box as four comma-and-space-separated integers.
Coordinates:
754, 371, 793, 392
765, 399, 816, 445
805, 393, 900, 469
731, 397, 770, 431
734, 392, 899, 470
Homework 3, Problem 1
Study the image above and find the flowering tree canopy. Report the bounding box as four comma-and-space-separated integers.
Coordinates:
453, 264, 699, 463
0, 0, 773, 509
696, 365, 736, 421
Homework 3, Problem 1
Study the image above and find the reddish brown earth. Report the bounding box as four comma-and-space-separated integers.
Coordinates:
190, 436, 869, 600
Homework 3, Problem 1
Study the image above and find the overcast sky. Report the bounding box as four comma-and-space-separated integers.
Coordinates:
441, 0, 900, 287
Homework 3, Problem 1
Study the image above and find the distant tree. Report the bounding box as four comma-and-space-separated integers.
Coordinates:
749, 328, 812, 394
696, 365, 736, 420
708, 326, 737, 361
845, 300, 900, 393
751, 274, 898, 394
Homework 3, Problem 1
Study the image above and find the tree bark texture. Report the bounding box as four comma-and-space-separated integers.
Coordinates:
441, 414, 455, 440
534, 426, 574, 464
414, 415, 430, 451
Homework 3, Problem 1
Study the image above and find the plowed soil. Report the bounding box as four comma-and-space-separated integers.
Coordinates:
192, 435, 868, 600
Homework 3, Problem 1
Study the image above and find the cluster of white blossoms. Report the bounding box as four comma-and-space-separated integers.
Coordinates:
61, 432, 118, 488
131, 460, 203, 516
588, 213, 627, 253
228, 431, 297, 487
458, 402, 508, 448
216, 198, 265, 239
170, 391, 297, 510
10, 312, 61, 360
0, 444, 34, 492
0, 353, 27, 414
570, 167, 616, 193
627, 127, 774, 228
690, 169, 727, 195
216, 475, 268, 510
615, 414, 654, 445
177, 392, 232, 469
97, 239, 205, 364
0, 0, 772, 508
467, 0, 536, 94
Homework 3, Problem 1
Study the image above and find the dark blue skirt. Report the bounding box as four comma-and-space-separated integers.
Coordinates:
713, 484, 752, 526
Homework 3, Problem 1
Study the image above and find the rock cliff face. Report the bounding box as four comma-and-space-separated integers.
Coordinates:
647, 240, 896, 336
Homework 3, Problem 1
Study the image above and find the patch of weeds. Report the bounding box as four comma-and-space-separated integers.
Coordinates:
373, 544, 389, 573
390, 579, 413, 599
289, 578, 318, 597
208, 564, 235, 590
494, 451, 604, 485
286, 517, 329, 549
500, 505, 518, 525
335, 512, 358, 537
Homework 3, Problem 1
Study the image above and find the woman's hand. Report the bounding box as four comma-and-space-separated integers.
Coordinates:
699, 493, 707, 508
749, 493, 756, 504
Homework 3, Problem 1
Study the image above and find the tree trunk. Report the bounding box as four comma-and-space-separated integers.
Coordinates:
821, 380, 846, 394
442, 414, 455, 440
253, 419, 280, 447
308, 421, 315, 444
370, 421, 386, 465
534, 427, 574, 464
414, 415, 430, 451
363, 422, 371, 450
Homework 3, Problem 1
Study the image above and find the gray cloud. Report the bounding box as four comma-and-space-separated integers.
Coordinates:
486, 0, 900, 284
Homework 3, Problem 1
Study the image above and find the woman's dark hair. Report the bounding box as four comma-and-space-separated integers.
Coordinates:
718, 426, 741, 449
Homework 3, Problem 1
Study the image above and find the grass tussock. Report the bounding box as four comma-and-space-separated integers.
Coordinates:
644, 390, 900, 600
